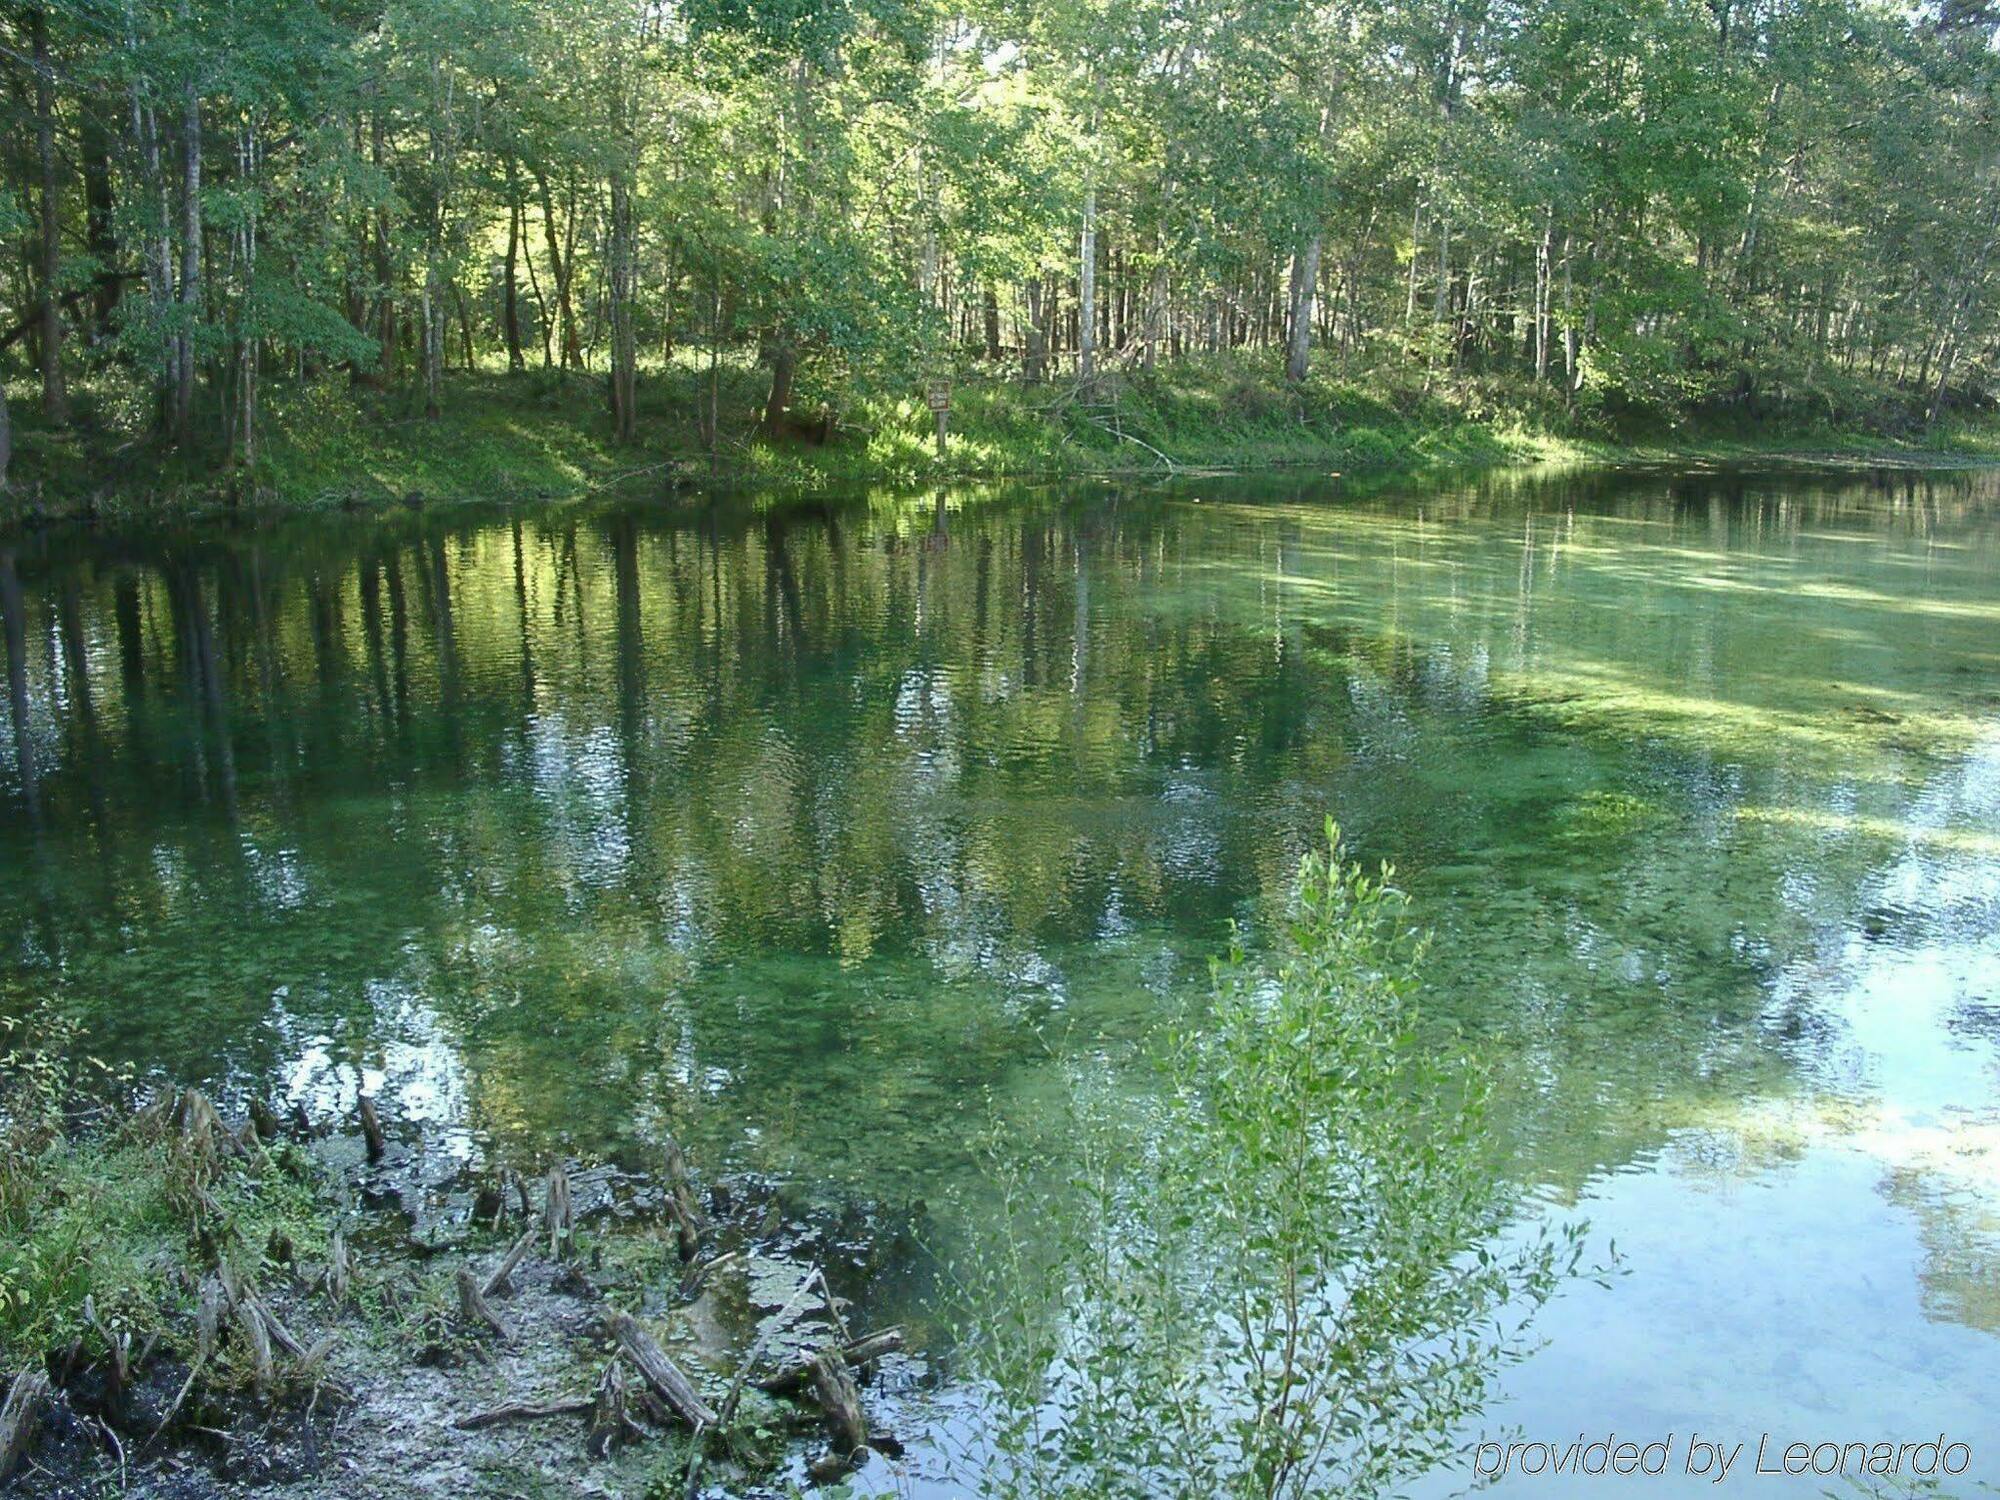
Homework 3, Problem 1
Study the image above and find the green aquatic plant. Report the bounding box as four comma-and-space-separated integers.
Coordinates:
951, 823, 1589, 1500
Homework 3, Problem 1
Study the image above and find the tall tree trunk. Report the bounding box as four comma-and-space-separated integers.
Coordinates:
607, 170, 638, 443
31, 6, 69, 424
370, 103, 397, 380
421, 265, 443, 418
232, 120, 259, 471
1142, 258, 1166, 372
1023, 277, 1047, 382
1078, 185, 1097, 384
82, 115, 120, 339
503, 165, 525, 372
983, 286, 1001, 362
172, 59, 202, 445
1534, 208, 1552, 383
758, 343, 796, 436
535, 169, 583, 369
1285, 232, 1322, 383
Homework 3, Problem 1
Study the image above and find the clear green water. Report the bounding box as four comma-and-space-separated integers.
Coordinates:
4, 464, 1999, 1486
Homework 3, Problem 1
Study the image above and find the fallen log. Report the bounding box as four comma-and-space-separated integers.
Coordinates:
453, 1394, 594, 1431
607, 1312, 718, 1428
482, 1228, 535, 1299
755, 1328, 905, 1395
0, 1368, 50, 1484
250, 1294, 307, 1361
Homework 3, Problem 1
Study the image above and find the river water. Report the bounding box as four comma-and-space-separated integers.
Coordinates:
3, 463, 1997, 1489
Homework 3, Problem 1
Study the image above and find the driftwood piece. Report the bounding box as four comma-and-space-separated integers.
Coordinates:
756, 1328, 905, 1395
357, 1095, 386, 1162
0, 1368, 50, 1484
586, 1359, 634, 1459
678, 1247, 740, 1303
251, 1293, 309, 1361
453, 1394, 594, 1431
456, 1268, 513, 1341
544, 1166, 574, 1259
810, 1349, 868, 1453
608, 1312, 718, 1428
482, 1228, 535, 1299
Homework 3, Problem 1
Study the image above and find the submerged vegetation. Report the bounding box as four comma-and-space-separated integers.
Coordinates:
952, 830, 1589, 1499
3, 0, 2000, 513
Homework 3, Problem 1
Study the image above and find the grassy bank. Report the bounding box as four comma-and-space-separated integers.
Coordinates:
5, 353, 1998, 526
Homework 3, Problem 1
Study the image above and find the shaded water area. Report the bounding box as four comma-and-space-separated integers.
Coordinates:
4, 464, 2000, 1488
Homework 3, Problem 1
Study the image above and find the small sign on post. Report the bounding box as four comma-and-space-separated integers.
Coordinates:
926, 378, 951, 460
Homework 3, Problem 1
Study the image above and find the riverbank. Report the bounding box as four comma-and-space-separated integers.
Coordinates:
4, 356, 1997, 528
0, 1011, 921, 1498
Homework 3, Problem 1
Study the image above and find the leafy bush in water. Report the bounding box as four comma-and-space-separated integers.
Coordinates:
952, 823, 1586, 1500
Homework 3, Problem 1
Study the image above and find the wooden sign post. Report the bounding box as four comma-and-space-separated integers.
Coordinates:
926, 378, 951, 460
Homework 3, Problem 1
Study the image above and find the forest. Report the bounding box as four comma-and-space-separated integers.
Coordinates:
0, 0, 1998, 494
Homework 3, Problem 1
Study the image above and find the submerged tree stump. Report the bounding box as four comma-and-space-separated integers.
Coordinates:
661, 1135, 708, 1263
810, 1347, 868, 1453
586, 1358, 633, 1458
757, 1327, 904, 1395
357, 1095, 386, 1162
0, 1368, 50, 1484
456, 1268, 513, 1341
544, 1165, 574, 1259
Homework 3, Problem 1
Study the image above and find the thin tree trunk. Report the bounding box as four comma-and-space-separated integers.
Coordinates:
1142, 259, 1166, 372
1285, 232, 1322, 383
1078, 185, 1097, 384
82, 115, 120, 339
534, 167, 582, 368
1023, 277, 1047, 382
31, 7, 69, 424
503, 166, 525, 371
607, 169, 638, 443
172, 50, 202, 445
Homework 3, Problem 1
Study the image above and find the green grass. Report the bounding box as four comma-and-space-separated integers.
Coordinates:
3, 351, 1996, 526
0, 1002, 331, 1376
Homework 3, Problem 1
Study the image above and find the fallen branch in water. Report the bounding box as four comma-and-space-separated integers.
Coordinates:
453, 1394, 595, 1431
608, 1312, 718, 1428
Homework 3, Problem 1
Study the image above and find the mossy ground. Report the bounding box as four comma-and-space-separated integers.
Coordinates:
4, 351, 1995, 527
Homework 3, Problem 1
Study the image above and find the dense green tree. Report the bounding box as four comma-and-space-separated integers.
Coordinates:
1, 0, 1996, 469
